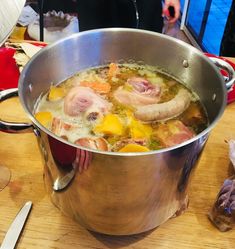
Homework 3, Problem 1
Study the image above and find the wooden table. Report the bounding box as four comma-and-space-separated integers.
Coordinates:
1, 60, 235, 248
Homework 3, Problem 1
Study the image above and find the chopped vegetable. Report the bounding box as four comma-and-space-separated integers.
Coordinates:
48, 86, 65, 101
118, 143, 150, 152
108, 63, 119, 78
129, 119, 152, 139
35, 111, 53, 127
149, 139, 162, 150
93, 114, 124, 136
126, 112, 152, 139
80, 81, 111, 93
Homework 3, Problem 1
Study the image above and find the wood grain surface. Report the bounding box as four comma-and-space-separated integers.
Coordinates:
0, 59, 235, 248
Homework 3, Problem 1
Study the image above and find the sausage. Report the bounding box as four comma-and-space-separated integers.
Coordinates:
134, 88, 192, 122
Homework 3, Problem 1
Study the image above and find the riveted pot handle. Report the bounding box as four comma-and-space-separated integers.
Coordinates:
209, 57, 235, 90
0, 88, 33, 133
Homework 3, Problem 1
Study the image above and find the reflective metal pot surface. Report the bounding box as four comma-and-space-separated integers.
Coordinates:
1, 28, 229, 235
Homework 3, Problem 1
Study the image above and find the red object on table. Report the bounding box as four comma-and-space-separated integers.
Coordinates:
205, 53, 235, 104
0, 47, 20, 90
0, 42, 47, 91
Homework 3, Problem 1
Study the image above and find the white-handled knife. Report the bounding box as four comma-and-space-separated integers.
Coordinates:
0, 201, 32, 249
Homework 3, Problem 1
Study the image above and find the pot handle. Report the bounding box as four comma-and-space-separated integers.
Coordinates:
209, 57, 235, 90
0, 88, 33, 133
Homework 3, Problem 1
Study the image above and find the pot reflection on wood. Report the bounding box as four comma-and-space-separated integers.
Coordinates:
36, 129, 208, 235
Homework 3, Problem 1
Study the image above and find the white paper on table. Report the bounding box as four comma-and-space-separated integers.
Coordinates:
18, 5, 38, 26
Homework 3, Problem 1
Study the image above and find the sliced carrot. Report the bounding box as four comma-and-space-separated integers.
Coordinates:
108, 63, 119, 78
80, 81, 111, 93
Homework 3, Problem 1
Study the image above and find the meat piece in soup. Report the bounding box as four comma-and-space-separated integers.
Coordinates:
113, 77, 161, 106
34, 62, 209, 152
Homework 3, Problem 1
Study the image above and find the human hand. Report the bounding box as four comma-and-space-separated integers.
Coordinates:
162, 0, 181, 24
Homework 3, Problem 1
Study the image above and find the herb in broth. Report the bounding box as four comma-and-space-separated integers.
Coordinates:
149, 138, 163, 150
34, 62, 209, 152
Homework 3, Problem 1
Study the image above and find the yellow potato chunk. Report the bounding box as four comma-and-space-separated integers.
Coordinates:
35, 111, 53, 128
118, 143, 150, 152
94, 114, 124, 136
126, 112, 152, 139
48, 86, 65, 101
129, 119, 152, 139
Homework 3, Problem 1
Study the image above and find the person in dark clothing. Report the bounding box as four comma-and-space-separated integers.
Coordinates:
220, 0, 235, 56
42, 0, 180, 33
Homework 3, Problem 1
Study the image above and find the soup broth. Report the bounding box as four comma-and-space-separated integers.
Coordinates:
35, 63, 209, 152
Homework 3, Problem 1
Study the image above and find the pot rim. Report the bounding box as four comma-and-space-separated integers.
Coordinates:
18, 28, 227, 157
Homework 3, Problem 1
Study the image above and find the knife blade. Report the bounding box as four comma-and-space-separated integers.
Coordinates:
0, 201, 32, 249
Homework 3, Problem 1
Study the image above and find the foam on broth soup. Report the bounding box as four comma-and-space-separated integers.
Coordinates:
34, 62, 209, 152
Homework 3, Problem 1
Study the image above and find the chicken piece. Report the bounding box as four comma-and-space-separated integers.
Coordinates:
64, 86, 112, 117
127, 77, 161, 97
134, 88, 191, 122
113, 77, 161, 107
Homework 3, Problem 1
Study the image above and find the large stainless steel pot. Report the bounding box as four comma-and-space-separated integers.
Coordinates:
0, 28, 234, 235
